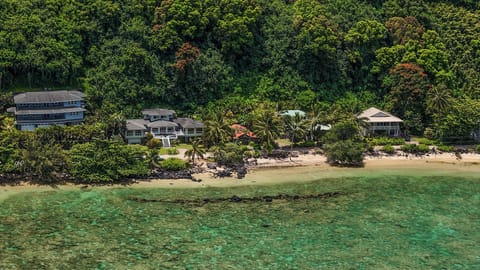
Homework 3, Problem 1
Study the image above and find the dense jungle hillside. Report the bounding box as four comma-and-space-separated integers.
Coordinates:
0, 0, 480, 135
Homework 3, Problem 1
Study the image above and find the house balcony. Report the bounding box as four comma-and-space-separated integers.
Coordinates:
151, 129, 203, 139
369, 126, 400, 131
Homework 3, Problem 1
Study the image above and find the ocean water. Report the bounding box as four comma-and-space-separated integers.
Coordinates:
0, 175, 479, 269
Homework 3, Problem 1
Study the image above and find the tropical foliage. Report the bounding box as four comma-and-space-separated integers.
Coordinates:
68, 140, 149, 183
2, 0, 480, 179
323, 120, 365, 166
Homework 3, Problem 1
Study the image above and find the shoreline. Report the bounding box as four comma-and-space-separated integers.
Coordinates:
1, 152, 479, 196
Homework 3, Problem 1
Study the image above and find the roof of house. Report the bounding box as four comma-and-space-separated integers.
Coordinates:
315, 124, 332, 131
142, 108, 176, 116
231, 124, 257, 139
147, 120, 178, 128
14, 90, 85, 104
357, 107, 403, 123
174, 118, 204, 128
15, 107, 86, 115
280, 110, 306, 117
126, 119, 148, 131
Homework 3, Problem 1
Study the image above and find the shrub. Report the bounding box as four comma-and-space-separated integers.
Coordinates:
297, 141, 315, 147
417, 144, 430, 153
423, 127, 434, 139
401, 143, 429, 154
324, 140, 365, 166
324, 121, 365, 166
68, 140, 149, 183
475, 145, 480, 153
213, 143, 246, 167
381, 144, 395, 154
400, 144, 418, 153
417, 138, 436, 145
160, 158, 188, 171
367, 137, 405, 146
437, 145, 454, 152
146, 138, 162, 149
167, 148, 179, 155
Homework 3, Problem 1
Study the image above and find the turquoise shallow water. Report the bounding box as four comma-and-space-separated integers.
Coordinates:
0, 175, 479, 269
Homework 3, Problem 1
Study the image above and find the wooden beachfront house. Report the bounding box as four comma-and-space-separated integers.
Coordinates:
357, 107, 403, 137
7, 90, 86, 131
125, 109, 203, 146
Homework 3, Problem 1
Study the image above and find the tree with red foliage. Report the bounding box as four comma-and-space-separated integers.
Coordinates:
384, 63, 431, 134
172, 42, 200, 75
385, 16, 425, 45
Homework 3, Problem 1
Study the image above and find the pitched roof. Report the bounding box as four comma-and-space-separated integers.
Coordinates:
357, 107, 403, 123
231, 124, 257, 139
15, 107, 86, 115
126, 119, 148, 131
280, 110, 306, 117
14, 90, 85, 104
142, 108, 176, 116
174, 118, 204, 128
147, 120, 178, 128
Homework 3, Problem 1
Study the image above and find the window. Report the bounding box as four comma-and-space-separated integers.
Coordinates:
127, 131, 134, 136
152, 128, 159, 134
196, 128, 203, 134
135, 130, 143, 136
159, 127, 166, 133
167, 127, 173, 133
187, 128, 194, 134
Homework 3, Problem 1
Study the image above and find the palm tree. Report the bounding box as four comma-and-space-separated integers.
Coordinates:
252, 109, 282, 152
184, 139, 206, 166
144, 148, 161, 169
203, 112, 231, 148
307, 103, 328, 141
354, 115, 369, 137
0, 116, 15, 132
426, 84, 452, 116
20, 141, 66, 182
284, 113, 308, 151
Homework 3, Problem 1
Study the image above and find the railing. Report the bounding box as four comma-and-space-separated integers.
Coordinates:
370, 127, 399, 130
16, 118, 73, 124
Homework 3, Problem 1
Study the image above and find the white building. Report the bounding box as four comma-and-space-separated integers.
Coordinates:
357, 107, 403, 137
125, 109, 203, 146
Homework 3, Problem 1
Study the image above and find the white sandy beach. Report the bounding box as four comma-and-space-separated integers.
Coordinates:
2, 152, 479, 199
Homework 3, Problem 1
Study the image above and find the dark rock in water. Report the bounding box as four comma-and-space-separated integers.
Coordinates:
262, 224, 272, 228
80, 185, 89, 189
230, 195, 242, 202
150, 169, 193, 179
128, 191, 346, 205
236, 166, 247, 179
